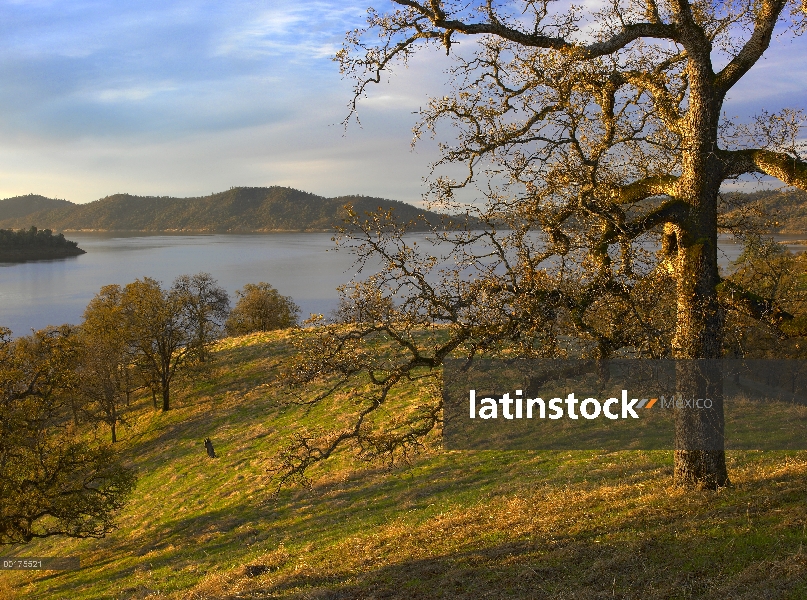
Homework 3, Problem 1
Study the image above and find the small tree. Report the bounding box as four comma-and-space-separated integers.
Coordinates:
225, 283, 299, 336
121, 277, 192, 411
172, 273, 230, 362
78, 285, 138, 442
722, 237, 807, 357
332, 278, 395, 325
0, 326, 136, 544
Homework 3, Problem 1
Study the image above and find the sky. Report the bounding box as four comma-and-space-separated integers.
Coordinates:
0, 0, 804, 205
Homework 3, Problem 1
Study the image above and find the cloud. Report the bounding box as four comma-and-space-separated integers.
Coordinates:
0, 0, 803, 208
213, 2, 366, 61
95, 83, 180, 103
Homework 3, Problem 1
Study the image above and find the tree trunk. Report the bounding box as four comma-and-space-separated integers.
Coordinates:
124, 367, 131, 407
670, 66, 729, 488
198, 322, 207, 363
160, 351, 172, 410
161, 376, 170, 411
672, 219, 729, 487
672, 361, 727, 488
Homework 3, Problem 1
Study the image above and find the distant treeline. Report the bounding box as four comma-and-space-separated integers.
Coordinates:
0, 226, 85, 261
0, 187, 469, 233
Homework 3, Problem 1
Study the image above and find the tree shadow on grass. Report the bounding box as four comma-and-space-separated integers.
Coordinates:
234, 534, 807, 600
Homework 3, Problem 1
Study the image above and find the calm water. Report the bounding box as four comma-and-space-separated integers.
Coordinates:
1, 232, 805, 337
0, 233, 370, 337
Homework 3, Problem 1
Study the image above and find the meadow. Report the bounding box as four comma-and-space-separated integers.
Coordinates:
2, 330, 806, 599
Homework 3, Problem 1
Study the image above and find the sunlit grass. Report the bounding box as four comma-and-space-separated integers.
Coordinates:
2, 330, 807, 599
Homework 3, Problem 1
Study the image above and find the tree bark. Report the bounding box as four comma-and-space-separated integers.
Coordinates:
670, 63, 729, 488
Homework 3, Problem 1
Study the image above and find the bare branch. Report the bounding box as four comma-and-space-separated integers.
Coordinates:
715, 0, 789, 96
719, 148, 807, 189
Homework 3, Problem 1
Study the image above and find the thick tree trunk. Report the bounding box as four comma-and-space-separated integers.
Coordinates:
672, 361, 727, 488
671, 208, 729, 488
670, 65, 729, 489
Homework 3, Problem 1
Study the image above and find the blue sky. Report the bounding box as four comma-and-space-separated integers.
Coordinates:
0, 0, 804, 205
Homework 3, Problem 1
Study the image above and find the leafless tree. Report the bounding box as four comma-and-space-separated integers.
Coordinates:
280, 0, 807, 489
172, 273, 230, 363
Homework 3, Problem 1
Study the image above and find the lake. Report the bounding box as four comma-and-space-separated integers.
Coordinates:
0, 233, 366, 337
2, 232, 806, 337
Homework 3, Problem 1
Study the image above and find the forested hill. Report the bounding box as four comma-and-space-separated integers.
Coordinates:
721, 188, 807, 234
0, 187, 456, 232
4, 186, 803, 233
0, 194, 73, 220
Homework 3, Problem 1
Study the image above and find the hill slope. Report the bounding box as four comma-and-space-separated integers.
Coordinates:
721, 187, 807, 233
0, 187, 454, 232
4, 331, 807, 599
3, 187, 806, 234
0, 194, 73, 221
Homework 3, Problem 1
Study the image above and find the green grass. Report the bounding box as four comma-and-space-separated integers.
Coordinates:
2, 330, 807, 599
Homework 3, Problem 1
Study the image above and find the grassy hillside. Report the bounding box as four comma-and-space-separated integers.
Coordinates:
2, 331, 807, 599
0, 187, 454, 232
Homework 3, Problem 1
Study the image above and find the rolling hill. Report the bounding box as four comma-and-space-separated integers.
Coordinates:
0, 187, 455, 233
3, 330, 807, 599
3, 186, 805, 235
721, 187, 807, 234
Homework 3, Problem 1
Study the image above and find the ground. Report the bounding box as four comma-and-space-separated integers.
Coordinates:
2, 331, 806, 599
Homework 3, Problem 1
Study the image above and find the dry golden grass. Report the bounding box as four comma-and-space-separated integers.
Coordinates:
2, 331, 807, 599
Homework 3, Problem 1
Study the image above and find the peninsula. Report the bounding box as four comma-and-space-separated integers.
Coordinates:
0, 226, 85, 262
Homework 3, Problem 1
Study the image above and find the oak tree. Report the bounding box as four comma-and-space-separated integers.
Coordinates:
280, 0, 807, 489
0, 326, 136, 544
225, 283, 299, 336
172, 273, 230, 363
78, 285, 139, 442
120, 278, 191, 411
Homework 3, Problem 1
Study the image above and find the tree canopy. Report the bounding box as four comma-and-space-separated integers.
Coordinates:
0, 326, 136, 544
279, 0, 807, 489
225, 283, 299, 336
172, 273, 230, 362
0, 226, 85, 261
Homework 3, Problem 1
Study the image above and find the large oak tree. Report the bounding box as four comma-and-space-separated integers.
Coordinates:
281, 0, 807, 489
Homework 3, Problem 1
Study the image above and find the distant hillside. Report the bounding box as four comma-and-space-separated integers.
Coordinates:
0, 194, 73, 221
0, 187, 457, 233
721, 188, 807, 234
5, 186, 801, 234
